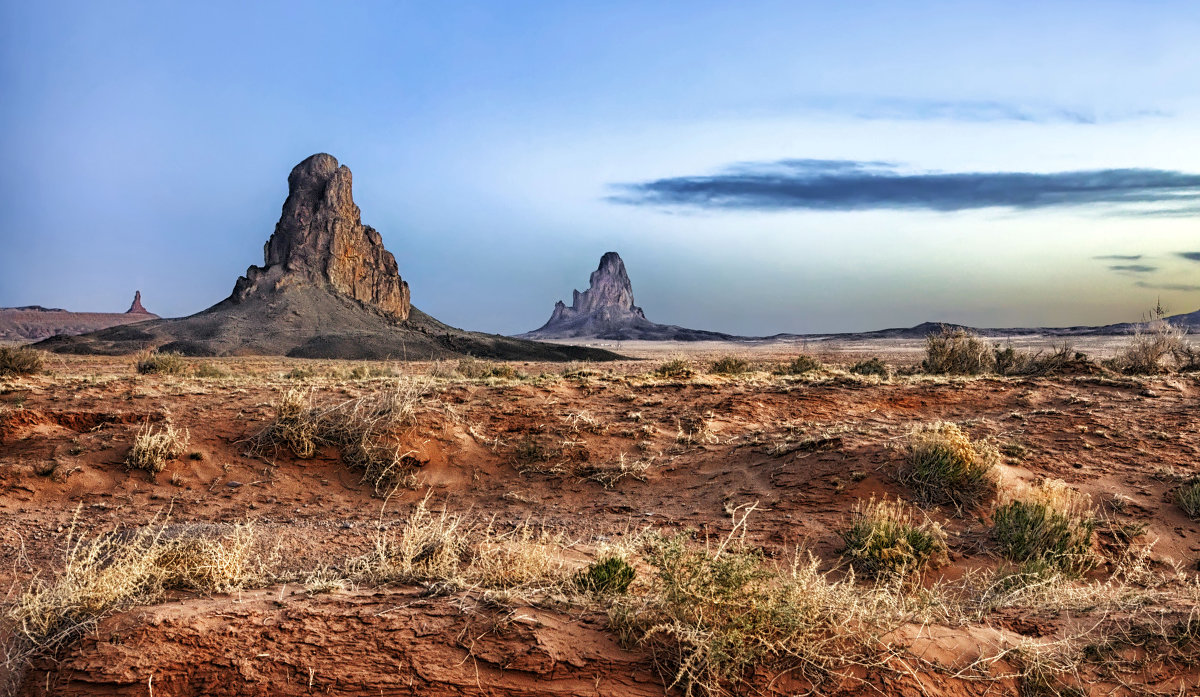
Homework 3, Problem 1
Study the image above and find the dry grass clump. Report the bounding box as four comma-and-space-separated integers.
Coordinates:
655, 358, 696, 379
709, 356, 750, 375
839, 497, 949, 579
250, 379, 431, 492
922, 327, 992, 375
993, 480, 1096, 577
900, 421, 998, 511
135, 350, 188, 375
774, 354, 822, 375
992, 342, 1077, 377
455, 356, 524, 380
1176, 478, 1200, 519
3, 519, 255, 668
125, 422, 189, 475
350, 498, 570, 597
579, 453, 653, 488
0, 346, 44, 376
1109, 319, 1192, 374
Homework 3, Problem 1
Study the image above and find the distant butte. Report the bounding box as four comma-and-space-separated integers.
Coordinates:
126, 290, 151, 314
519, 252, 740, 341
36, 154, 619, 361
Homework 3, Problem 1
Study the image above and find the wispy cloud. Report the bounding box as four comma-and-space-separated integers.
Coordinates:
1094, 254, 1143, 261
611, 160, 1200, 214
784, 96, 1168, 125
1109, 264, 1158, 273
1135, 281, 1200, 292
1177, 252, 1200, 262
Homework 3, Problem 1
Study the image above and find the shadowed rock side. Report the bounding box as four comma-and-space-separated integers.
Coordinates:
520, 252, 740, 341
37, 155, 619, 361
0, 292, 159, 342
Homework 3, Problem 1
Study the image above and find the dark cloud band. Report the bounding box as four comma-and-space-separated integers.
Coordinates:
1109, 264, 1157, 273
611, 160, 1200, 213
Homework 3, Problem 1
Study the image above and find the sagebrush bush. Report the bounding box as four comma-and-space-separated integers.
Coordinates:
574, 556, 635, 594
709, 356, 750, 375
993, 480, 1096, 576
775, 354, 822, 375
125, 423, 189, 475
849, 357, 888, 377
1177, 478, 1200, 519
839, 497, 948, 579
655, 358, 695, 379
901, 422, 998, 510
1110, 320, 1190, 374
0, 346, 44, 376
922, 327, 992, 375
192, 363, 228, 379
135, 351, 187, 376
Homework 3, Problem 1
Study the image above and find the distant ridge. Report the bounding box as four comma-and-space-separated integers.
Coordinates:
0, 292, 159, 342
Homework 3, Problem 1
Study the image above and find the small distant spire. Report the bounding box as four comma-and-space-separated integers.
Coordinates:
126, 290, 150, 314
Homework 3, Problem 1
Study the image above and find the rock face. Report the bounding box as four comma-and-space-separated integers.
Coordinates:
125, 290, 150, 314
521, 252, 739, 341
231, 153, 411, 321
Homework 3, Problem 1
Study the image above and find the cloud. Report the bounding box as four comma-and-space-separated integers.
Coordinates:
611, 160, 1200, 213
1177, 252, 1200, 262
1135, 281, 1200, 292
1109, 264, 1157, 273
1093, 254, 1143, 261
786, 96, 1168, 125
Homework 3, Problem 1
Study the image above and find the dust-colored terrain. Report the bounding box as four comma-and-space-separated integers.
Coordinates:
1, 343, 1198, 696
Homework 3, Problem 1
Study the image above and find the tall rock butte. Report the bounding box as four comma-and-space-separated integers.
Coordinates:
231, 153, 411, 321
126, 290, 151, 314
520, 252, 738, 341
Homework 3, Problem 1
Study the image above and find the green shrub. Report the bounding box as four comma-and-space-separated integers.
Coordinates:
136, 351, 187, 376
0, 346, 44, 376
654, 358, 695, 379
992, 481, 1095, 576
901, 422, 998, 511
709, 356, 750, 375
922, 327, 992, 375
1177, 478, 1200, 519
774, 354, 822, 375
839, 498, 948, 579
849, 357, 888, 377
573, 556, 635, 594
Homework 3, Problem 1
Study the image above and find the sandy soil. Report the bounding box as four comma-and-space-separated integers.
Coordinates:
1, 348, 1198, 696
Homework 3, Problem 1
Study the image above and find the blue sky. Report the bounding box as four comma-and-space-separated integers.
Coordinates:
1, 1, 1198, 334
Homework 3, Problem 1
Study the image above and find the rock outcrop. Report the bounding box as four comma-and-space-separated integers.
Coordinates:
231, 153, 410, 321
125, 290, 150, 314
37, 155, 619, 361
521, 252, 739, 341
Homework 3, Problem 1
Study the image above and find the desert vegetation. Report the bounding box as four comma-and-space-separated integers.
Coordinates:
125, 422, 190, 475
900, 421, 998, 511
992, 480, 1097, 577
0, 346, 43, 377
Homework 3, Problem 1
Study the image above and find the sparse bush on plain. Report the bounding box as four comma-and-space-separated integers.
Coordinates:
992, 480, 1096, 577
135, 350, 188, 376
774, 354, 822, 375
191, 363, 228, 379
455, 356, 523, 380
839, 497, 949, 579
709, 356, 750, 375
1110, 318, 1191, 374
900, 422, 998, 511
574, 556, 635, 594
655, 358, 695, 379
125, 422, 189, 475
849, 357, 888, 377
1177, 478, 1200, 519
0, 346, 44, 376
922, 327, 992, 375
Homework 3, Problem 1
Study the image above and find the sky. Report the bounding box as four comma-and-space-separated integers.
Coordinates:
1, 0, 1198, 335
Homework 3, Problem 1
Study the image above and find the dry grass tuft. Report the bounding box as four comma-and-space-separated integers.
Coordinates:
3, 518, 255, 670
0, 346, 44, 376
1176, 478, 1200, 519
579, 453, 653, 488
655, 358, 696, 380
993, 480, 1096, 577
250, 379, 432, 492
709, 356, 750, 375
839, 497, 949, 579
1109, 318, 1192, 374
125, 422, 189, 475
900, 421, 998, 511
774, 354, 822, 375
135, 350, 188, 376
